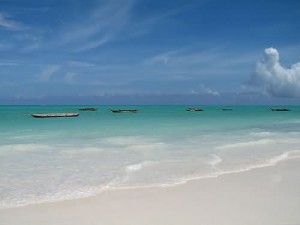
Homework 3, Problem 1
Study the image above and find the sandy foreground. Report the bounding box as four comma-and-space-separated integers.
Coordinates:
1, 158, 300, 225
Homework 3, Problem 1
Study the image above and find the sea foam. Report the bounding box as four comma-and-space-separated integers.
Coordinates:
125, 161, 153, 172
208, 154, 223, 169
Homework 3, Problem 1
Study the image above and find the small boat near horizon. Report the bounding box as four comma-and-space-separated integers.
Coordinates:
111, 109, 139, 113
79, 107, 97, 111
270, 108, 290, 112
186, 108, 203, 112
31, 113, 80, 118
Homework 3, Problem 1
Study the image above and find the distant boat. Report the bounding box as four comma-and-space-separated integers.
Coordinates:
222, 108, 233, 111
31, 113, 80, 118
79, 107, 97, 111
270, 108, 290, 112
186, 108, 203, 112
111, 109, 139, 113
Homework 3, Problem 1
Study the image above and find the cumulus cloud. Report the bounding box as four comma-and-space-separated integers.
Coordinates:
244, 48, 300, 98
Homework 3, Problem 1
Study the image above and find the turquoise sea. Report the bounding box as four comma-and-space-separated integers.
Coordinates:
1, 105, 300, 208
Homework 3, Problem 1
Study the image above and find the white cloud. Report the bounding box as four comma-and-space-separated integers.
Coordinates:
0, 60, 18, 66
73, 35, 113, 52
191, 84, 219, 96
144, 50, 179, 65
244, 48, 300, 98
59, 0, 194, 52
0, 43, 13, 50
144, 47, 225, 67
0, 12, 22, 29
64, 72, 76, 84
21, 43, 41, 53
67, 61, 95, 67
60, 0, 134, 51
37, 65, 61, 82
0, 81, 16, 87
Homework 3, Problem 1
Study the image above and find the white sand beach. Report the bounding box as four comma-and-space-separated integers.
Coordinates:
1, 157, 299, 225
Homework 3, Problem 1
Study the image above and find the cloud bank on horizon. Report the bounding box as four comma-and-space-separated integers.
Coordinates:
245, 48, 300, 98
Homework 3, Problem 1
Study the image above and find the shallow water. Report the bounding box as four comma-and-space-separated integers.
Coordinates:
1, 105, 300, 208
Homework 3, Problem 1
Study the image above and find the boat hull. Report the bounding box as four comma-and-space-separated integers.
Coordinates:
31, 113, 80, 118
111, 109, 138, 113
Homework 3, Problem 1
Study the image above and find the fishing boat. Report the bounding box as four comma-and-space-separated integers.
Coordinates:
186, 108, 203, 112
79, 107, 97, 111
31, 113, 80, 118
270, 108, 290, 112
111, 109, 139, 113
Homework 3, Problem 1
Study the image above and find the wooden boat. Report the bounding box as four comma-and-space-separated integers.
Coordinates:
111, 109, 138, 113
79, 107, 97, 111
31, 113, 80, 118
270, 108, 290, 112
186, 108, 203, 112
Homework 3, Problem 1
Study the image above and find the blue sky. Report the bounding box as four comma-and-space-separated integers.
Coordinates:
0, 0, 300, 104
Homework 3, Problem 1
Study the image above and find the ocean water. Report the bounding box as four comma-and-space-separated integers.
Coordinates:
1, 105, 300, 208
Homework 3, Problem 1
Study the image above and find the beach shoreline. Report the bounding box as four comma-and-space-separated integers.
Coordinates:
1, 157, 300, 225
